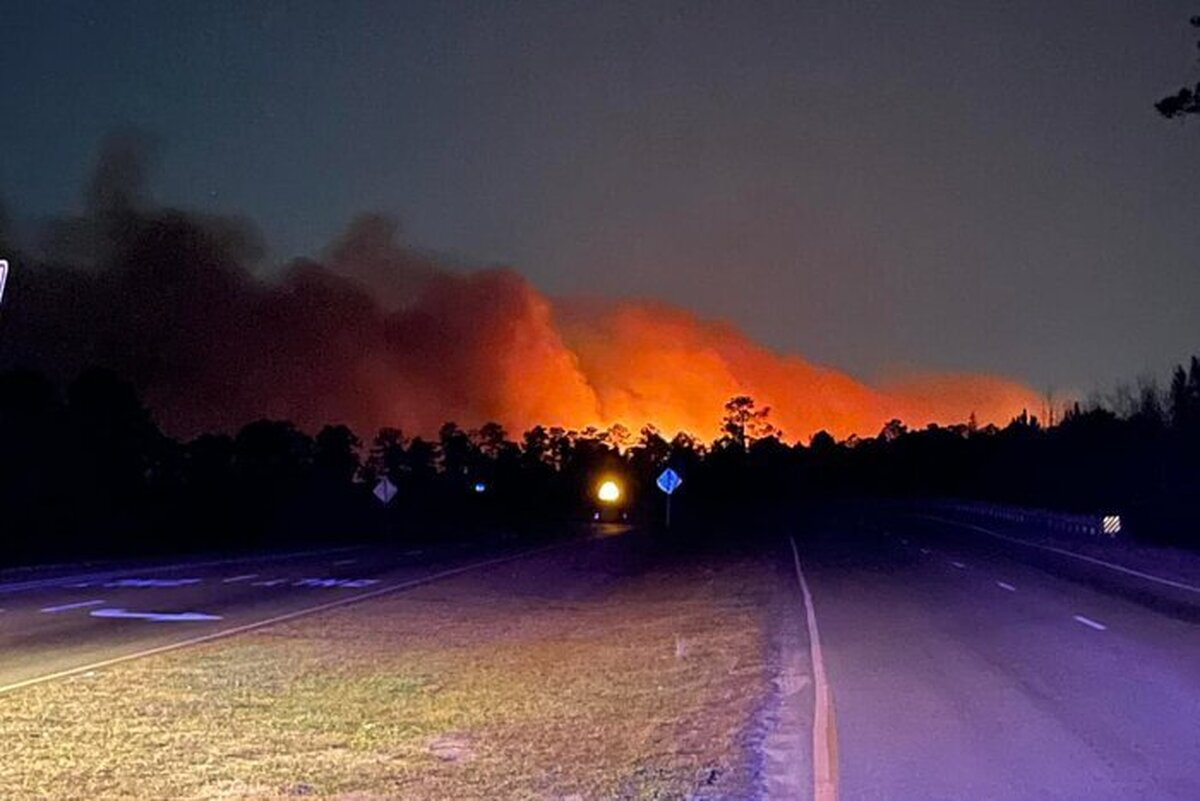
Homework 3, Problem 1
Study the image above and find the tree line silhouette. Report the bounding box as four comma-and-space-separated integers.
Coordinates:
2, 360, 1199, 566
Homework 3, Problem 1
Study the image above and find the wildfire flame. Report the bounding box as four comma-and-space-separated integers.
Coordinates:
369, 268, 1039, 443
1, 167, 1041, 443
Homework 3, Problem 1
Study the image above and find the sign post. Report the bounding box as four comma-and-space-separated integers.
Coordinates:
655, 468, 683, 528
374, 476, 398, 540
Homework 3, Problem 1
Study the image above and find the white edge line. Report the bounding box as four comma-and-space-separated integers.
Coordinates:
1073, 614, 1107, 631
40, 599, 106, 613
919, 514, 1200, 595
0, 542, 567, 697
790, 535, 838, 801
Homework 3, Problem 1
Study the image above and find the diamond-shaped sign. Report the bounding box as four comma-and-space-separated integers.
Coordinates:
656, 468, 682, 495
373, 477, 398, 505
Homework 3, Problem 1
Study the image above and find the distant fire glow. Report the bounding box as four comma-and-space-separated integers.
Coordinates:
313, 263, 1040, 444
0, 165, 1042, 442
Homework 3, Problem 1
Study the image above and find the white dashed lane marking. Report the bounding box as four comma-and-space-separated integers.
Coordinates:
1, 542, 568, 697
920, 515, 1200, 595
951, 561, 966, 569
91, 608, 223, 623
1073, 615, 1107, 631
103, 578, 201, 588
222, 574, 258, 583
293, 578, 381, 589
996, 581, 1017, 592
41, 599, 106, 613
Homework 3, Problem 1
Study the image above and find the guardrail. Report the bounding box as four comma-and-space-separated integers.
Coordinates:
924, 499, 1121, 539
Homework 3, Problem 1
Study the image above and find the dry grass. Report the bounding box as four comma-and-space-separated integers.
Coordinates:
0, 550, 776, 800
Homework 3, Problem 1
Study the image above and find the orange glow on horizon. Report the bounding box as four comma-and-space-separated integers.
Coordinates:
356, 269, 1042, 444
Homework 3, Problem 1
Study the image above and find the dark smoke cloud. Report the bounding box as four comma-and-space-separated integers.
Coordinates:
0, 138, 1038, 442
0, 137, 597, 437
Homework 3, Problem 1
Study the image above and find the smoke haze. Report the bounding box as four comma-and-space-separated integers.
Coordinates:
0, 138, 1039, 442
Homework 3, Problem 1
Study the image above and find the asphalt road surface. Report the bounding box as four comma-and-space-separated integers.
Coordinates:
795, 508, 1200, 800
4, 510, 1199, 800
0, 540, 545, 693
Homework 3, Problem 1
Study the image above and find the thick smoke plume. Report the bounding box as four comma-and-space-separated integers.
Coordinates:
0, 138, 1038, 441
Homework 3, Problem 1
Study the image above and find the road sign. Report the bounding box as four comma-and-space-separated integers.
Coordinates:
656, 468, 683, 529
0, 260, 8, 306
656, 468, 683, 495
373, 477, 397, 505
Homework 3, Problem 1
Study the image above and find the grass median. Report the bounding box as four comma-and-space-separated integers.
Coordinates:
1, 543, 780, 799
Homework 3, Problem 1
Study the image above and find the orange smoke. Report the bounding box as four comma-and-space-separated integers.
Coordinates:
6, 187, 1038, 442
555, 297, 1039, 441
374, 268, 1038, 443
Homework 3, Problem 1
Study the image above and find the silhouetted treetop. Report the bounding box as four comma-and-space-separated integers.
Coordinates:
1156, 15, 1200, 118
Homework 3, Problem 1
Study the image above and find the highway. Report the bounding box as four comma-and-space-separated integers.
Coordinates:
0, 541, 545, 693
2, 510, 1199, 799
794, 509, 1200, 800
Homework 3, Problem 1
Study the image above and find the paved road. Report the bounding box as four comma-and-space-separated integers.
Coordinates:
795, 509, 1200, 800
6, 513, 1199, 799
0, 541, 537, 692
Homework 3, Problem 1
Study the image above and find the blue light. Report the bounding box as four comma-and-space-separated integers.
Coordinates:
474, 482, 487, 493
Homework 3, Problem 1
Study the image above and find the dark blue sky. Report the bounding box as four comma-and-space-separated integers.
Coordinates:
3, 1, 1199, 395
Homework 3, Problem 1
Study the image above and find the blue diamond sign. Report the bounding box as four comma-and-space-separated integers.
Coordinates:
373, 477, 398, 505
656, 468, 682, 495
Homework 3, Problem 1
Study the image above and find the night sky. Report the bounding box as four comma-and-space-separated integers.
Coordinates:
3, 1, 1199, 398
